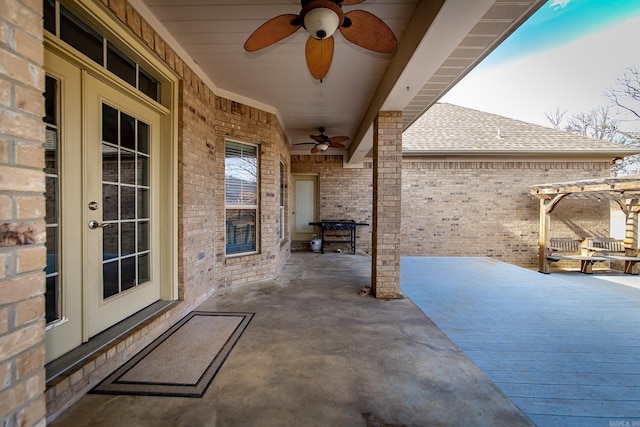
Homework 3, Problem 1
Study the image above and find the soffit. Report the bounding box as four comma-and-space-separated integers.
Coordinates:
134, 0, 546, 163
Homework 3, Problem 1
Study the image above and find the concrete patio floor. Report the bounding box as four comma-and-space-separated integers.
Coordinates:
51, 252, 533, 427
402, 257, 640, 427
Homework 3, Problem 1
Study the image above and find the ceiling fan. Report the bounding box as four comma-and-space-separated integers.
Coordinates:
294, 127, 349, 153
244, 0, 398, 81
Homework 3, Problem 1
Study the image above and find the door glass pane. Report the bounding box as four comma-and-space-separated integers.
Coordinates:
45, 177, 58, 224
138, 188, 149, 219
138, 253, 150, 285
120, 112, 135, 150
45, 276, 59, 323
107, 42, 136, 87
44, 0, 56, 34
60, 5, 103, 66
45, 227, 59, 323
120, 149, 135, 185
102, 105, 118, 145
138, 221, 149, 252
121, 257, 136, 291
45, 77, 57, 126
45, 128, 58, 174
103, 224, 118, 261
102, 184, 118, 221
121, 187, 135, 220
121, 222, 136, 256
102, 143, 118, 182
138, 120, 150, 154
137, 155, 149, 187
139, 68, 159, 102
101, 103, 151, 299
103, 261, 119, 299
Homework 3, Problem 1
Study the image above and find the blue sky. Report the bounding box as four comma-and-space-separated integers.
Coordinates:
487, 0, 640, 65
440, 0, 640, 130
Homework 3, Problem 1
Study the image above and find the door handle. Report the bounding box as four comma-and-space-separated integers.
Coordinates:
88, 220, 112, 229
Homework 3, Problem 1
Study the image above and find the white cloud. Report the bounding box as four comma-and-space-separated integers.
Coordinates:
549, 0, 571, 11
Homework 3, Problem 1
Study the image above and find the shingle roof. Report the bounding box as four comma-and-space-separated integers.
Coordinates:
403, 103, 640, 156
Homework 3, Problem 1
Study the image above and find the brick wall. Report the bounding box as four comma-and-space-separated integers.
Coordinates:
213, 97, 291, 287
0, 0, 47, 425
372, 112, 403, 299
402, 160, 611, 268
290, 155, 373, 253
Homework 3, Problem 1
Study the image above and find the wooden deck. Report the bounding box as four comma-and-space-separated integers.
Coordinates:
401, 257, 640, 426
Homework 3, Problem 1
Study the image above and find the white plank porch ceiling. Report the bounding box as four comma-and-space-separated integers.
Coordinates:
135, 0, 546, 161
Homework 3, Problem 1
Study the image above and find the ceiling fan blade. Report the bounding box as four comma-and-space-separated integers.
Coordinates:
305, 36, 334, 80
339, 0, 366, 4
328, 136, 349, 144
329, 141, 346, 149
311, 146, 319, 154
244, 14, 301, 52
294, 142, 317, 145
310, 134, 326, 143
340, 10, 398, 53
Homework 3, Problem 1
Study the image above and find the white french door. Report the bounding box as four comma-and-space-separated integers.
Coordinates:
84, 74, 161, 337
45, 51, 163, 361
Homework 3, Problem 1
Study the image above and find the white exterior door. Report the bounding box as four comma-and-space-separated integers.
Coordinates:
291, 175, 318, 241
84, 74, 162, 337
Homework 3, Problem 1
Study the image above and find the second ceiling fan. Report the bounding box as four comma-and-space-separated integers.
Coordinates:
295, 128, 349, 153
244, 0, 398, 80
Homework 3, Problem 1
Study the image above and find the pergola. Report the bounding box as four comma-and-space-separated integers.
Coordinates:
530, 176, 640, 273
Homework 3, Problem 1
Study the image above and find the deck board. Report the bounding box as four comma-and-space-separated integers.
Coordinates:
401, 257, 640, 426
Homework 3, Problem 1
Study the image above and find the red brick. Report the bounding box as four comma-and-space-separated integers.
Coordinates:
15, 27, 43, 66
0, 272, 44, 305
16, 396, 46, 427
15, 296, 44, 326
16, 195, 45, 219
0, 360, 9, 392
16, 142, 44, 168
0, 107, 45, 140
0, 195, 11, 220
0, 322, 44, 363
0, 79, 9, 107
0, 49, 42, 89
0, 139, 8, 163
16, 345, 44, 380
109, 0, 126, 23
16, 245, 46, 273
0, 371, 44, 419
15, 84, 44, 118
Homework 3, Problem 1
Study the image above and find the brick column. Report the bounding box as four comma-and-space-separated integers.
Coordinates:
371, 112, 402, 299
0, 0, 47, 425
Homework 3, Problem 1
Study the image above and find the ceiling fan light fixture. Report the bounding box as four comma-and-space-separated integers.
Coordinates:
316, 141, 330, 151
304, 8, 340, 39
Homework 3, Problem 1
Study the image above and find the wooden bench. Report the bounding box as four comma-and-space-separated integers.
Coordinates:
585, 237, 640, 275
547, 238, 609, 274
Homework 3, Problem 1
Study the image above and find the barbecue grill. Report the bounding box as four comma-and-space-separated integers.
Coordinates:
308, 220, 369, 254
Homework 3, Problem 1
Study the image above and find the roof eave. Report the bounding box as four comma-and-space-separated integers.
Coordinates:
402, 149, 640, 157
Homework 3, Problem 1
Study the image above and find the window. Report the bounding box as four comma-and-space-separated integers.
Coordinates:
225, 141, 258, 255
44, 0, 161, 102
280, 161, 286, 241
44, 75, 61, 324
